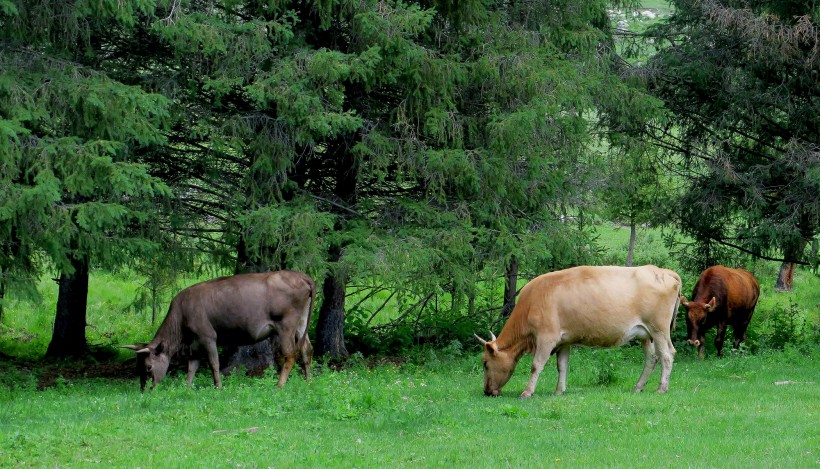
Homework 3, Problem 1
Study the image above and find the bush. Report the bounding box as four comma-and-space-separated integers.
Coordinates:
757, 301, 815, 352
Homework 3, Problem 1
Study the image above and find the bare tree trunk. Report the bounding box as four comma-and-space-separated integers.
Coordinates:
314, 136, 356, 359
501, 255, 518, 317
224, 234, 278, 375
151, 283, 158, 326
776, 239, 808, 292
46, 255, 89, 358
626, 222, 636, 267
775, 261, 796, 292
316, 245, 349, 358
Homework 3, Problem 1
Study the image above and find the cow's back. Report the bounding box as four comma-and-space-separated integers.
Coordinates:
175, 271, 312, 340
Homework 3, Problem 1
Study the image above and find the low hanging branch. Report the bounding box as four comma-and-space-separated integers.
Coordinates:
372, 292, 435, 331
364, 290, 397, 327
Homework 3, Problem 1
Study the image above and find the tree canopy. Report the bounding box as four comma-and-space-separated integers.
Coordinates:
644, 0, 820, 273
1, 0, 816, 358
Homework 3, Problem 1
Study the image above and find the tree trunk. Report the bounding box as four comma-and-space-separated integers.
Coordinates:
46, 255, 89, 358
316, 246, 349, 359
314, 137, 357, 359
223, 234, 277, 375
151, 283, 158, 326
626, 222, 636, 267
776, 239, 808, 292
234, 234, 270, 274
501, 255, 518, 317
775, 261, 796, 292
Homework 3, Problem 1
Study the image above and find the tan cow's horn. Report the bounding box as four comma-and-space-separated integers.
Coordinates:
121, 344, 140, 350
680, 295, 689, 307
474, 333, 488, 345
490, 331, 497, 342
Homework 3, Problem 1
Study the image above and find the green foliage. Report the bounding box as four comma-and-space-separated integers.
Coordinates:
757, 301, 817, 352
645, 0, 820, 265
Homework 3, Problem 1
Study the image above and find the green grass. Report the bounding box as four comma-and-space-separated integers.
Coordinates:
1, 347, 817, 467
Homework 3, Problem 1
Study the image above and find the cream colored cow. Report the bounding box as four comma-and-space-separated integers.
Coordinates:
476, 265, 681, 398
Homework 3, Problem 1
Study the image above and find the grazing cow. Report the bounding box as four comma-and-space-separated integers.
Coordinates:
476, 265, 681, 398
123, 270, 314, 391
681, 265, 759, 359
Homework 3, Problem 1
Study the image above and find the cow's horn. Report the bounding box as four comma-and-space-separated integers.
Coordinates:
474, 333, 488, 345
490, 331, 497, 342
680, 295, 689, 307
121, 345, 140, 350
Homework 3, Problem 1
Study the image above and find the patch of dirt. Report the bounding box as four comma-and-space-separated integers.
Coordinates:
0, 357, 137, 390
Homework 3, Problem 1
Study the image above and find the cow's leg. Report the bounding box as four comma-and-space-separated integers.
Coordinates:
520, 338, 555, 399
186, 359, 200, 387
634, 338, 658, 393
715, 322, 727, 357
277, 355, 296, 387
653, 333, 675, 393
203, 339, 222, 388
276, 334, 297, 388
554, 346, 570, 395
732, 316, 751, 349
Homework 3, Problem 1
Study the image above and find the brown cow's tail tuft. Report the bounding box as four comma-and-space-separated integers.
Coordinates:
299, 276, 315, 349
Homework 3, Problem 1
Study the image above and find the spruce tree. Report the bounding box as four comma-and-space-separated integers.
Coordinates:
0, 1, 171, 356
645, 0, 820, 285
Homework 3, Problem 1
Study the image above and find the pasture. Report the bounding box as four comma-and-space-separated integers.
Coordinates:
1, 223, 818, 467
1, 347, 817, 467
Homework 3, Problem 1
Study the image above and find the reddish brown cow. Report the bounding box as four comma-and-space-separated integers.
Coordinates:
681, 265, 759, 359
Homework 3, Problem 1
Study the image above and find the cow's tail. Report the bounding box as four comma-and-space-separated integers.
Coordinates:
670, 278, 682, 332
299, 276, 315, 349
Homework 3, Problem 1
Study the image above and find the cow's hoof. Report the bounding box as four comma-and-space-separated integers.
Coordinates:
656, 387, 669, 393
519, 392, 532, 399
634, 387, 644, 393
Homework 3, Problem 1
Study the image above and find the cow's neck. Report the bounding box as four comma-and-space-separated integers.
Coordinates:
151, 309, 184, 357
496, 329, 535, 361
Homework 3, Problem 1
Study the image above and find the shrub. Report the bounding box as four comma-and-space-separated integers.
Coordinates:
757, 301, 815, 352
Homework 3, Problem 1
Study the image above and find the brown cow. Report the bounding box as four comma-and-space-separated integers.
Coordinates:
123, 271, 314, 391
476, 265, 681, 398
681, 265, 759, 359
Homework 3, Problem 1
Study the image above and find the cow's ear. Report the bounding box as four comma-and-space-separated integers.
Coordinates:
706, 297, 717, 312
485, 342, 498, 355
155, 343, 164, 354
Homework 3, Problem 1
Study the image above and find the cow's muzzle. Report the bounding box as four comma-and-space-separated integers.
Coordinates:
688, 339, 701, 347
484, 389, 500, 397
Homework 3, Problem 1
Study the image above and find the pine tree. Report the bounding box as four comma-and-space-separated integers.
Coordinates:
645, 0, 820, 286
0, 1, 171, 357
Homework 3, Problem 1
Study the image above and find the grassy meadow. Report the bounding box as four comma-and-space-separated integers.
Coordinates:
1, 222, 818, 467
1, 348, 817, 467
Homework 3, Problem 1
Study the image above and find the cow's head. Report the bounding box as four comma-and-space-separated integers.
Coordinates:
680, 295, 716, 346
475, 332, 515, 397
122, 343, 170, 391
